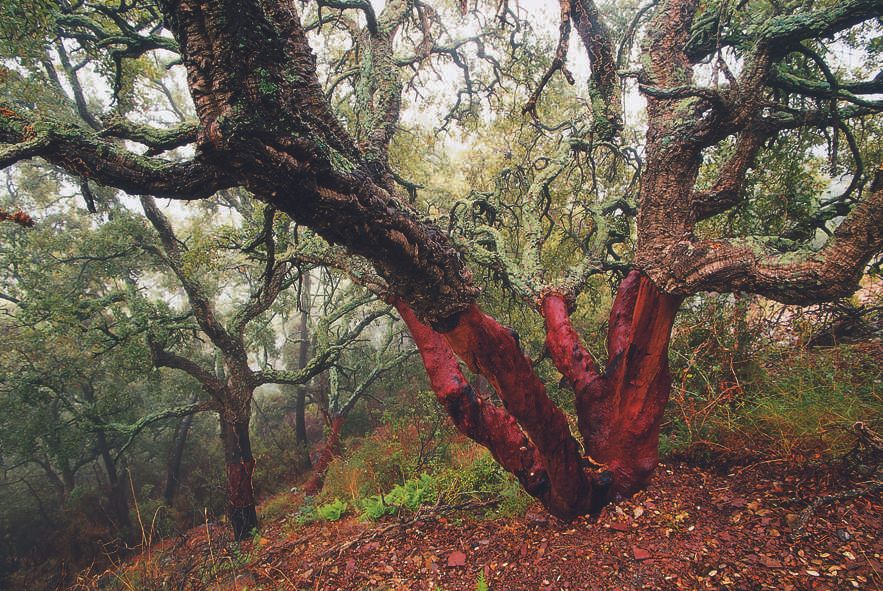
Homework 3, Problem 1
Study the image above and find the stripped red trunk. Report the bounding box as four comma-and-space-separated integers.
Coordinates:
398, 270, 682, 519
395, 301, 558, 506
220, 418, 258, 540
543, 271, 683, 502
303, 415, 344, 495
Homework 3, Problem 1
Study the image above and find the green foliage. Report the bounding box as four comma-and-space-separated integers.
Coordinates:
663, 294, 882, 461
475, 570, 489, 591
316, 498, 348, 521
321, 392, 451, 501
432, 446, 533, 518
359, 473, 436, 520
292, 497, 318, 525
258, 492, 294, 523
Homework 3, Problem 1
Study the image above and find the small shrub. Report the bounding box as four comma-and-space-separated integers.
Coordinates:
386, 473, 436, 510
316, 498, 348, 521
292, 497, 318, 525
321, 391, 453, 501
359, 474, 437, 520
360, 494, 397, 521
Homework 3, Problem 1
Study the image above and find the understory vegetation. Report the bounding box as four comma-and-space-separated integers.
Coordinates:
2, 289, 879, 590
1, 0, 881, 587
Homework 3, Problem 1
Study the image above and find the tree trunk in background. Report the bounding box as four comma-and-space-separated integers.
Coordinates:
163, 400, 197, 506
220, 415, 258, 540
96, 431, 134, 543
294, 274, 311, 450
303, 415, 343, 495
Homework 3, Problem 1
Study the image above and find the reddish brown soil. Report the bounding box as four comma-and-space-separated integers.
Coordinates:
79, 462, 882, 591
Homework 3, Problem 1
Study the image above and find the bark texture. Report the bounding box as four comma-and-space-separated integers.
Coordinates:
303, 415, 344, 496
1, 0, 881, 524
221, 417, 258, 540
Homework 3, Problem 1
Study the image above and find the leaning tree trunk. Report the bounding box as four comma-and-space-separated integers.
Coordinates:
303, 415, 344, 495
220, 414, 258, 540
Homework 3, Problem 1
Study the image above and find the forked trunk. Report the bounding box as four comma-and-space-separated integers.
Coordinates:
220, 417, 258, 540
400, 270, 682, 519
548, 271, 683, 501
303, 415, 344, 495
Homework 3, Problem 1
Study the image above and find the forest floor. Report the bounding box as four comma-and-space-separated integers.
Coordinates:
77, 460, 882, 591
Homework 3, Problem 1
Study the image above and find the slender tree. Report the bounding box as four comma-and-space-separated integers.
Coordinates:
1, 0, 880, 520
138, 197, 389, 538
303, 312, 415, 494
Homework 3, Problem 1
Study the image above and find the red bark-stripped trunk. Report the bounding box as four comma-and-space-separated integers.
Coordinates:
220, 418, 258, 540
303, 415, 344, 495
397, 270, 681, 519
394, 301, 559, 507
440, 305, 595, 518
396, 301, 598, 518
542, 270, 683, 502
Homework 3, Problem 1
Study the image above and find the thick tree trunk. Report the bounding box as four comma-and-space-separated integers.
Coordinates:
220, 415, 258, 540
397, 299, 598, 519
303, 415, 344, 495
399, 270, 682, 519
542, 270, 683, 503
163, 408, 195, 506
585, 272, 683, 498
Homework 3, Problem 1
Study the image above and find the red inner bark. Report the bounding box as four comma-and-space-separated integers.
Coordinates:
304, 415, 344, 495
541, 271, 683, 500
394, 300, 553, 502
397, 300, 595, 518
226, 459, 257, 509
399, 270, 683, 518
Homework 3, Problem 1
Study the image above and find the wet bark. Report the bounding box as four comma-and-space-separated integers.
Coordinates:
303, 415, 344, 495
220, 416, 258, 540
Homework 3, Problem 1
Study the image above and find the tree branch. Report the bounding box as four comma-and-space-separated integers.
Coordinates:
0, 107, 232, 200
99, 118, 199, 155
140, 196, 240, 352
691, 129, 766, 220
660, 174, 883, 303
147, 337, 226, 397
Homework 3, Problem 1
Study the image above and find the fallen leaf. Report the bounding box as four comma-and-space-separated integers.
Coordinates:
447, 550, 467, 567
633, 546, 652, 561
